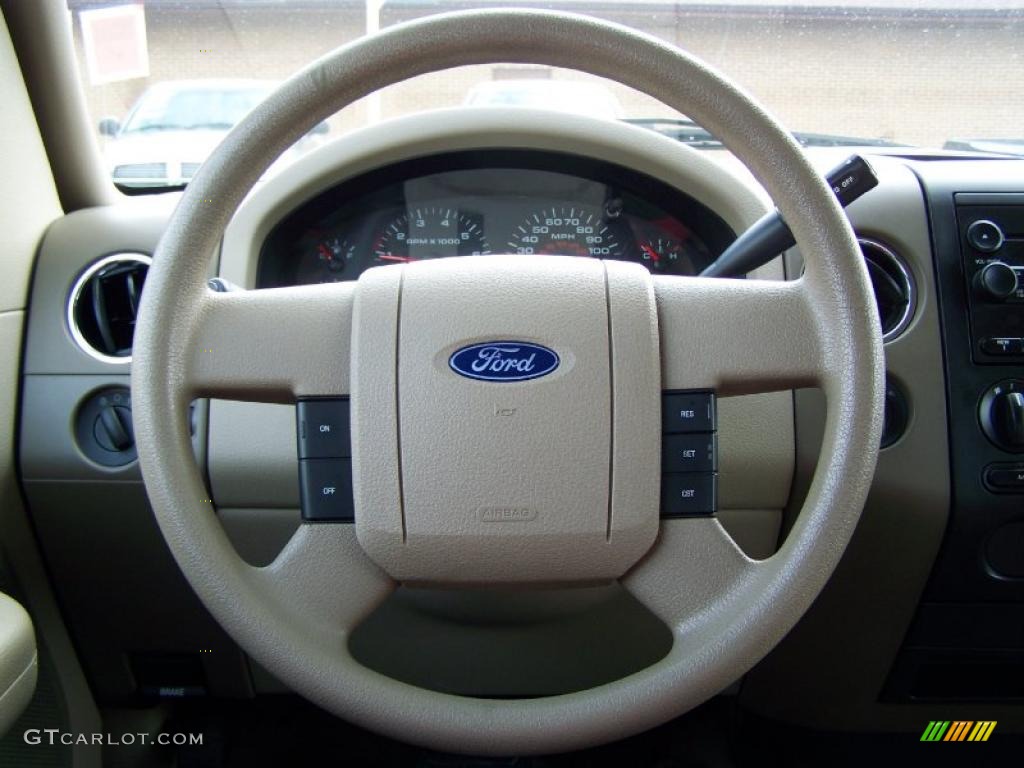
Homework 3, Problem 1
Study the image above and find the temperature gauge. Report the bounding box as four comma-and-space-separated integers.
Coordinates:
637, 237, 698, 275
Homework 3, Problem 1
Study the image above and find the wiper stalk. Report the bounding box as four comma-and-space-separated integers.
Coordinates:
700, 154, 879, 278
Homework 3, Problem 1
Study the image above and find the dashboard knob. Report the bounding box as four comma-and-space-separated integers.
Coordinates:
967, 219, 1005, 252
94, 404, 134, 452
974, 261, 1019, 301
980, 380, 1024, 453
966, 219, 1007, 252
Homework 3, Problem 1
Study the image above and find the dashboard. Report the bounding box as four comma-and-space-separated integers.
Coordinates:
256, 151, 735, 286
16, 93, 1024, 734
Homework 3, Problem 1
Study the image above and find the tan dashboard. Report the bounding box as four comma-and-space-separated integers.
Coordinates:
20, 108, 1003, 727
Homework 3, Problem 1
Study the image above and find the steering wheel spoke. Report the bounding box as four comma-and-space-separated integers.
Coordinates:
656, 276, 824, 396
186, 283, 354, 402
249, 524, 395, 638
622, 517, 761, 632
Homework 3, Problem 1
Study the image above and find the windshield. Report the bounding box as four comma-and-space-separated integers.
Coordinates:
68, 0, 1024, 190
120, 83, 274, 133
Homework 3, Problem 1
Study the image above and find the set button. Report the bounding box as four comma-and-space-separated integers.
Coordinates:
662, 433, 717, 473
296, 398, 354, 522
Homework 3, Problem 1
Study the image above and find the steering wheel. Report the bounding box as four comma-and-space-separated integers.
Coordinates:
132, 9, 884, 755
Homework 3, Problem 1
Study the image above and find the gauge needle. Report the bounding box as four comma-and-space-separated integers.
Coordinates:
317, 244, 333, 260
377, 254, 418, 263
640, 244, 660, 263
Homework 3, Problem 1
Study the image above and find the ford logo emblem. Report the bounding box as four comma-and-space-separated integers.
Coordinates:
449, 341, 560, 382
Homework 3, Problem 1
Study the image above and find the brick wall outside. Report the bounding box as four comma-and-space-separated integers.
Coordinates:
72, 3, 1024, 152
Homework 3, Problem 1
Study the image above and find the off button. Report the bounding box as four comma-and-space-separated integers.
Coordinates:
299, 458, 354, 521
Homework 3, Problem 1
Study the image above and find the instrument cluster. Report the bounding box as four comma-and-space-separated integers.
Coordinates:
256, 151, 735, 287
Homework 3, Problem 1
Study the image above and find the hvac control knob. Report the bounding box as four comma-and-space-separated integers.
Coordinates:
974, 261, 1018, 302
980, 380, 1024, 453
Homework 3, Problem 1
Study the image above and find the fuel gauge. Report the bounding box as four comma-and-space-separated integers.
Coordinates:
298, 236, 357, 283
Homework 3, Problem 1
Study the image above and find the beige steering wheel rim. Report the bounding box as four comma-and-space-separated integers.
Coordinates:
132, 9, 884, 755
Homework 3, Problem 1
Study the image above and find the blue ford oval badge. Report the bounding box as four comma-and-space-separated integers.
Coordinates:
449, 341, 559, 382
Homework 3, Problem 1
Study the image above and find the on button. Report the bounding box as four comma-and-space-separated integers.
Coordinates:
297, 398, 351, 459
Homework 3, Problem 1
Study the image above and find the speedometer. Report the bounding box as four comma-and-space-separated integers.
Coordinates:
508, 206, 622, 258
373, 207, 489, 263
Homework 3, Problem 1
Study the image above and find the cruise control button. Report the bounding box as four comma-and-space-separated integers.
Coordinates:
662, 433, 717, 473
661, 473, 717, 516
299, 458, 354, 521
297, 399, 351, 459
662, 391, 715, 433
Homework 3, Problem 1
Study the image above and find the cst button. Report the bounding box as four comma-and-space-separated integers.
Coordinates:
661, 473, 717, 516
297, 398, 351, 459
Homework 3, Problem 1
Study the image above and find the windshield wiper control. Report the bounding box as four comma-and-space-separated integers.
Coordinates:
699, 154, 878, 278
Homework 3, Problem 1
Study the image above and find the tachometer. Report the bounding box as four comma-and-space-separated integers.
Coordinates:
508, 206, 622, 258
373, 207, 489, 262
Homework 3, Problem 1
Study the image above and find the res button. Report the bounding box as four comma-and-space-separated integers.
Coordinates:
662, 391, 715, 433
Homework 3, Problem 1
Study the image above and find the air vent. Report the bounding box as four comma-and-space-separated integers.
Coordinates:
68, 254, 152, 363
860, 239, 915, 341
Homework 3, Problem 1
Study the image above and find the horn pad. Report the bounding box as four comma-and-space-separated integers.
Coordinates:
352, 256, 660, 585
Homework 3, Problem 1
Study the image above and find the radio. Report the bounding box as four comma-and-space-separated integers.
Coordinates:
956, 194, 1024, 362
